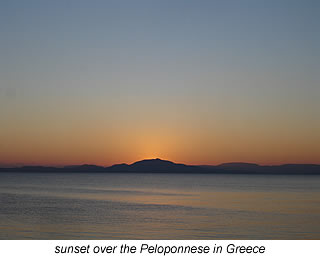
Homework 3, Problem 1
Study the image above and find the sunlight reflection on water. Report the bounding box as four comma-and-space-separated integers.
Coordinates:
0, 172, 319, 239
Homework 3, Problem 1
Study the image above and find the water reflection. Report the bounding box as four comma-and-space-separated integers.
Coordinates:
0, 172, 319, 239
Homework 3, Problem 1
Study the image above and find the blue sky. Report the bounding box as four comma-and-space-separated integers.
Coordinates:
1, 0, 319, 165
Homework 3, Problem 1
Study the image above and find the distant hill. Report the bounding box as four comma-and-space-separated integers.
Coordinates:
112, 158, 202, 173
215, 162, 262, 173
215, 162, 320, 175
0, 158, 319, 175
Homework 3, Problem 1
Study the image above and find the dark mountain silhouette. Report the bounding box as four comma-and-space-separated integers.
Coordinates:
215, 162, 262, 173
116, 158, 201, 173
107, 163, 131, 172
218, 162, 260, 168
215, 162, 320, 174
0, 158, 319, 175
101, 158, 204, 173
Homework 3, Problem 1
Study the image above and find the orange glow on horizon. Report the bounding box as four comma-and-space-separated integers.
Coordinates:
1, 105, 319, 167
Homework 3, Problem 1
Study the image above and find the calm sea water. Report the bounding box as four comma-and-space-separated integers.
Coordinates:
0, 172, 319, 239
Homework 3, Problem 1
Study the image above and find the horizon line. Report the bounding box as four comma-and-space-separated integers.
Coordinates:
1, 158, 320, 168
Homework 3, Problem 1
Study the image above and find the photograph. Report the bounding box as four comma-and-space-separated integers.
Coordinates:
1, 0, 319, 241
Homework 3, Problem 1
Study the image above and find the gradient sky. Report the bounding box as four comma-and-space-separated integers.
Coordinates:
1, 0, 319, 166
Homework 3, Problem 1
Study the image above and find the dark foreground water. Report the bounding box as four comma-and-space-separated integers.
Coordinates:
0, 172, 319, 239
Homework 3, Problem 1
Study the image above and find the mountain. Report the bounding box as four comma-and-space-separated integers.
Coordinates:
216, 162, 320, 174
104, 158, 205, 173
216, 162, 261, 173
111, 158, 203, 173
0, 159, 319, 174
106, 163, 130, 172
68, 164, 106, 172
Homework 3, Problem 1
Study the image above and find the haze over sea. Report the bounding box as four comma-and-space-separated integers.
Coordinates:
1, 172, 319, 239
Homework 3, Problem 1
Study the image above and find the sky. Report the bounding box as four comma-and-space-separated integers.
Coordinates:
0, 0, 319, 166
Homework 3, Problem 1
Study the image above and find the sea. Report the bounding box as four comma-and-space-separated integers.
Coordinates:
0, 172, 319, 239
